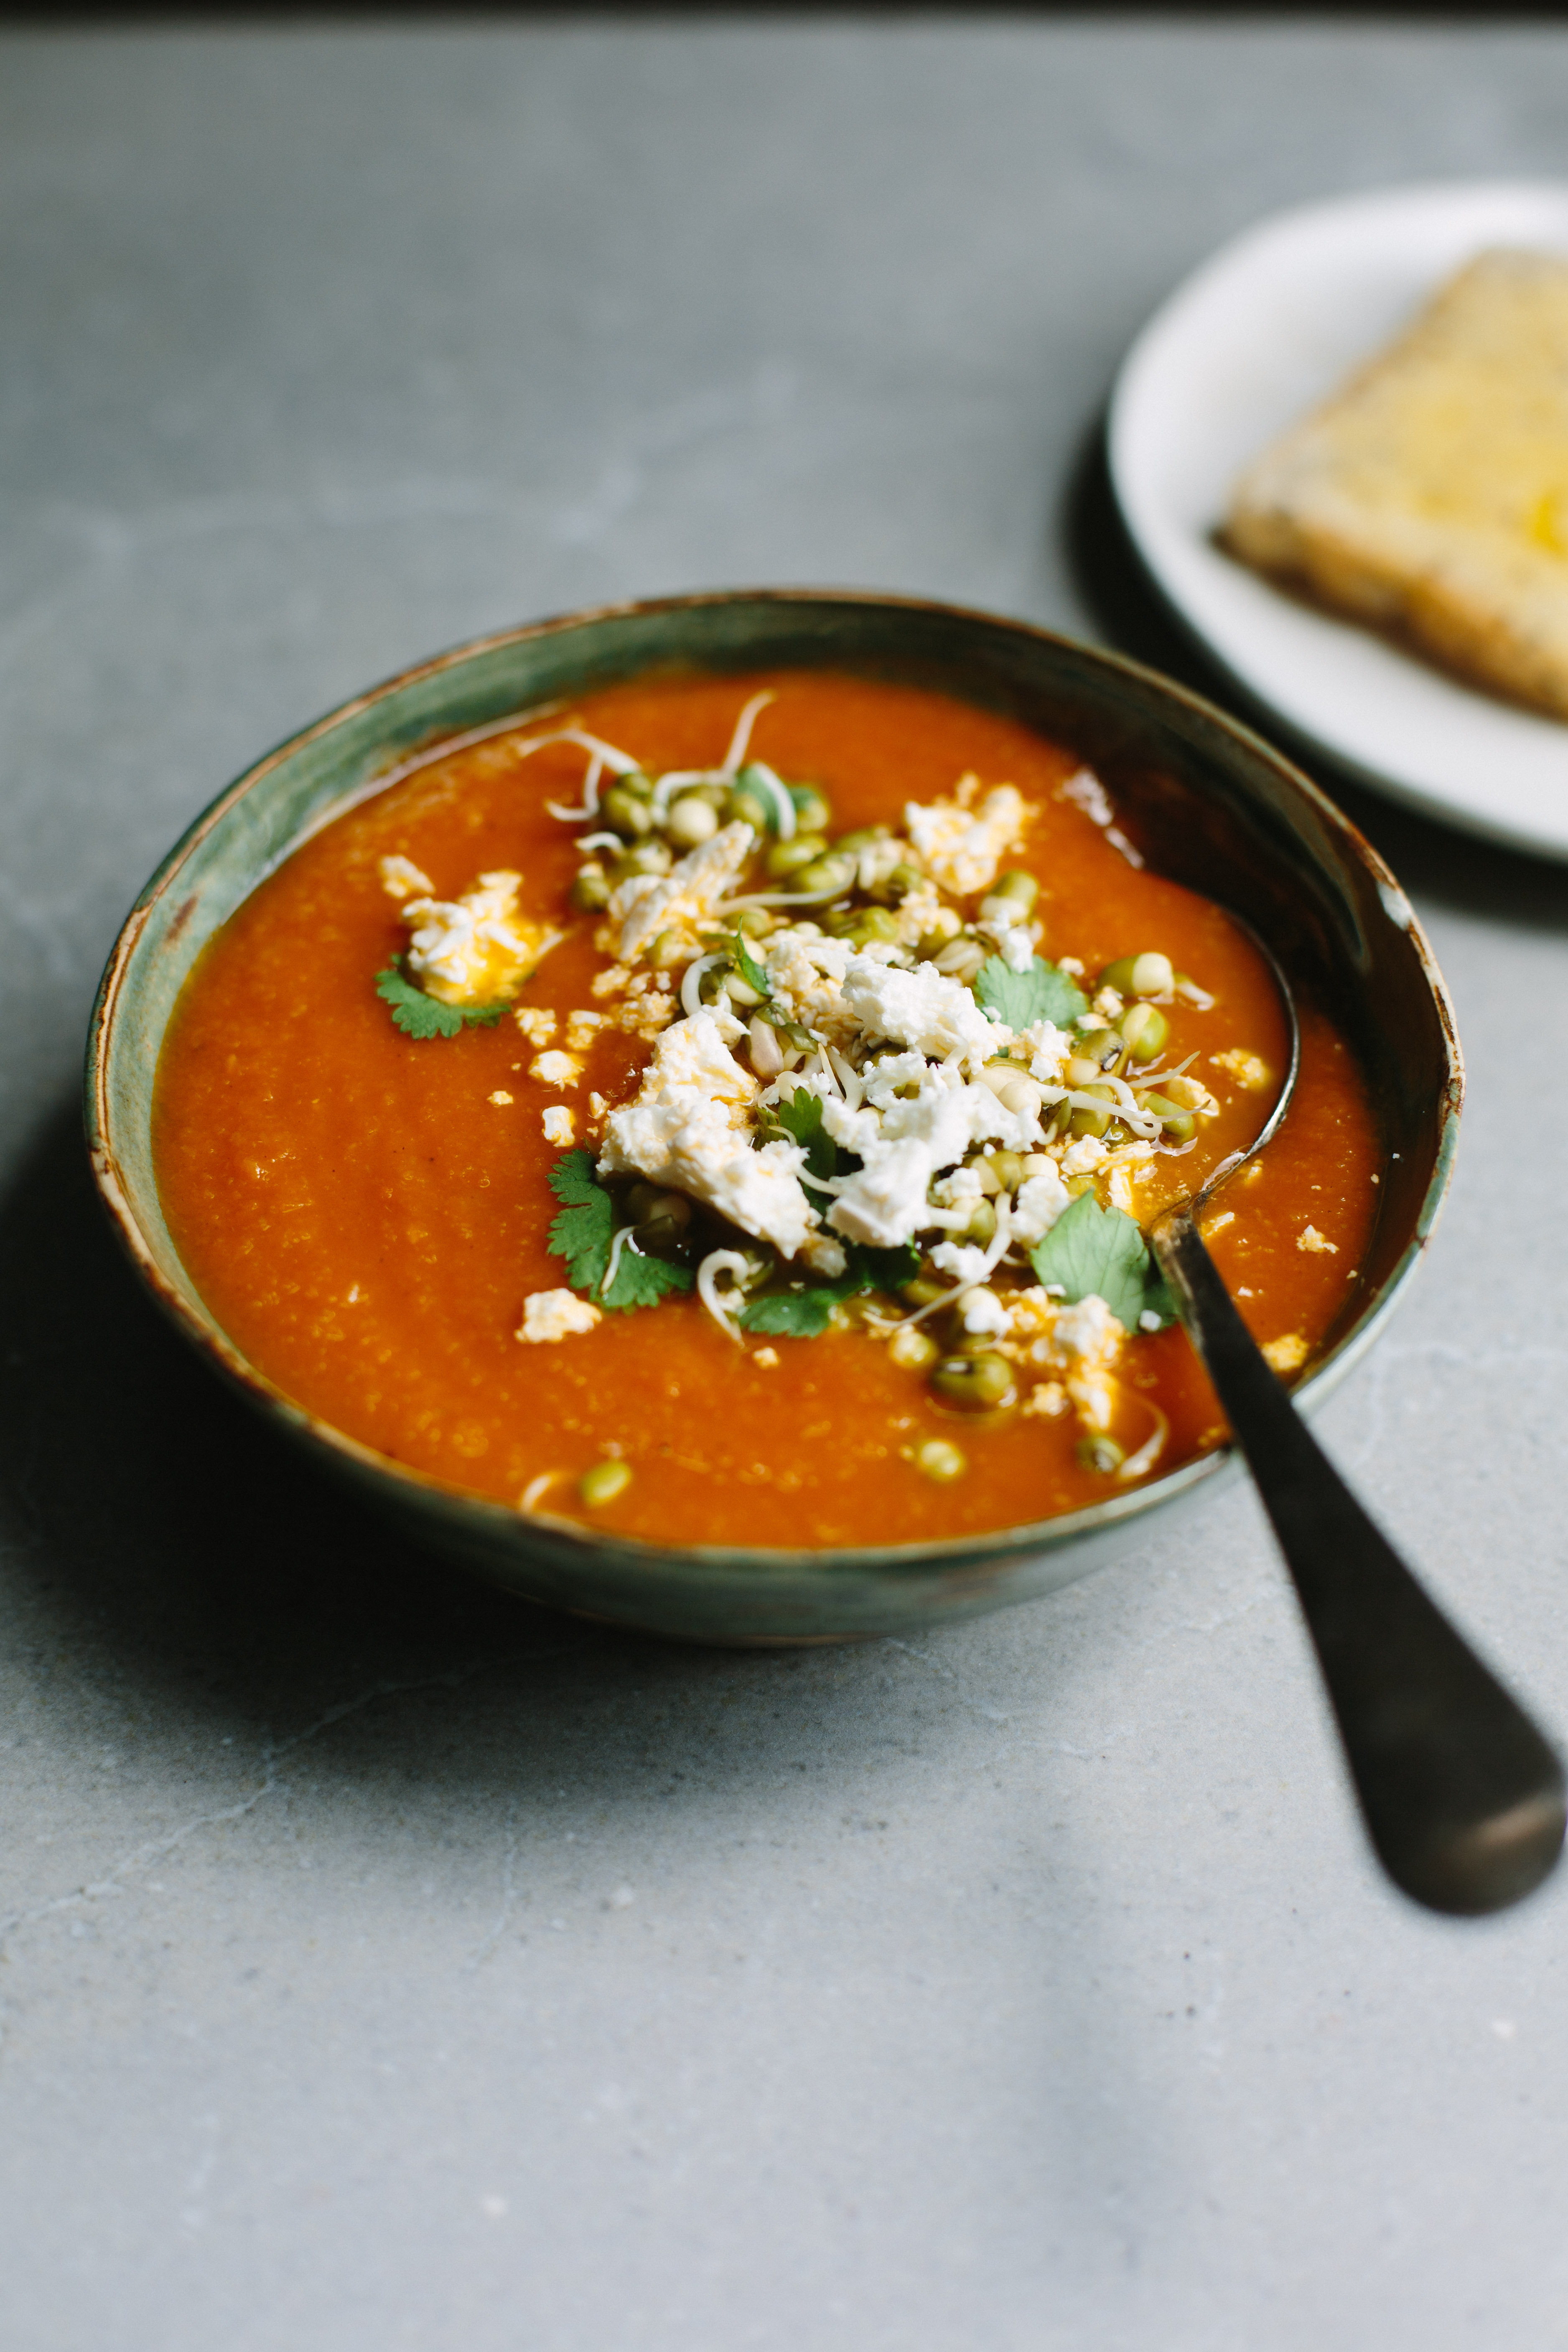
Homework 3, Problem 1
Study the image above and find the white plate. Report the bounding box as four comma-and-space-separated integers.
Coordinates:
1108, 181, 1568, 861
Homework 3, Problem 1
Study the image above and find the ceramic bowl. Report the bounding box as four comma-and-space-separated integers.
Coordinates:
87, 591, 1461, 1643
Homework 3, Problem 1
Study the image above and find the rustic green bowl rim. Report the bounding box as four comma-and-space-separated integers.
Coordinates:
84, 588, 1462, 1635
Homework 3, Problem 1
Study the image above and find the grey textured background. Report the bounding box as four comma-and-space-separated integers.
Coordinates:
3, 21, 1567, 2352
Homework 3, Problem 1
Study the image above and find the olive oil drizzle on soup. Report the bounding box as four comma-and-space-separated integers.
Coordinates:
153, 673, 1381, 1548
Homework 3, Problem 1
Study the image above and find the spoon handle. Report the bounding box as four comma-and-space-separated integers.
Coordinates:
1152, 1208, 1565, 1915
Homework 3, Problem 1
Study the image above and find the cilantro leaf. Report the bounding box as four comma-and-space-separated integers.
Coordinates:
1028, 1190, 1176, 1332
738, 1240, 919, 1338
602, 1247, 692, 1313
545, 1153, 697, 1311
732, 926, 771, 999
975, 956, 1089, 1032
546, 1151, 615, 1292
766, 1087, 837, 1183
376, 964, 506, 1039
858, 1241, 921, 1293
740, 1288, 839, 1337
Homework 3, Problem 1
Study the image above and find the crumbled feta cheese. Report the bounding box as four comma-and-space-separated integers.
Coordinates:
859, 1050, 939, 1111
1092, 986, 1125, 1021
591, 964, 633, 999
612, 822, 755, 963
1211, 1049, 1270, 1090
1009, 1165, 1071, 1245
565, 1010, 608, 1052
827, 1141, 946, 1250
1021, 1380, 1069, 1418
518, 1288, 600, 1343
489, 1089, 514, 1107
753, 1347, 780, 1369
532, 1049, 583, 1089
1016, 1020, 1073, 1082
840, 954, 1004, 1072
541, 1106, 575, 1147
1105, 1153, 1153, 1216
1053, 1293, 1126, 1431
613, 992, 678, 1042
801, 1233, 848, 1278
1264, 1333, 1309, 1372
404, 871, 563, 1005
825, 1065, 1033, 1248
1059, 1136, 1110, 1178
929, 1241, 993, 1288
379, 853, 434, 901
598, 1011, 817, 1259
1298, 1225, 1337, 1254
992, 923, 1035, 972
514, 1007, 558, 1047
904, 781, 1028, 896
931, 1164, 984, 1208
958, 1285, 1011, 1337
762, 929, 854, 1037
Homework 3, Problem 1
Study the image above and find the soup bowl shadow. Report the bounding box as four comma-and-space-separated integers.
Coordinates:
87, 590, 1461, 1645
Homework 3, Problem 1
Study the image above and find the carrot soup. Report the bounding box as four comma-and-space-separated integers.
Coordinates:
152, 672, 1382, 1548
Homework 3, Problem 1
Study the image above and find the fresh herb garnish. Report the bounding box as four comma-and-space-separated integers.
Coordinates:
545, 1152, 693, 1311
1028, 1190, 1177, 1331
764, 1087, 839, 1184
547, 1151, 615, 1290
601, 1247, 692, 1313
739, 1241, 919, 1338
376, 964, 507, 1040
732, 926, 771, 999
975, 955, 1089, 1032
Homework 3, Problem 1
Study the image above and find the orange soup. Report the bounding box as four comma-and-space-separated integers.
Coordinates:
153, 672, 1382, 1548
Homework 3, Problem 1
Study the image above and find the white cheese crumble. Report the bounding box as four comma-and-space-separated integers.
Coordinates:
532, 1049, 583, 1089
404, 871, 563, 1005
1016, 1020, 1074, 1082
1052, 1293, 1126, 1431
598, 1012, 818, 1259
903, 779, 1027, 896
1298, 1225, 1338, 1254
839, 954, 1006, 1073
1009, 1165, 1071, 1245
1264, 1333, 1309, 1372
1211, 1049, 1270, 1090
379, 853, 434, 901
514, 1007, 558, 1046
541, 1106, 575, 1147
1059, 1136, 1110, 1179
518, 1288, 600, 1343
565, 1010, 608, 1052
489, 1089, 514, 1107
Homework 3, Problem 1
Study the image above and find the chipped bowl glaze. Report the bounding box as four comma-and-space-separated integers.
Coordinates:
86, 591, 1461, 1643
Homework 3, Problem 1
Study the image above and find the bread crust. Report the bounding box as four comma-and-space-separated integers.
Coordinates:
1223, 248, 1568, 721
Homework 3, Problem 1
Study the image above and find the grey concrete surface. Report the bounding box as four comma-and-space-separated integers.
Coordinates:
3, 20, 1567, 2352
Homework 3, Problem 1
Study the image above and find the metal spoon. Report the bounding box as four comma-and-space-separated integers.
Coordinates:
1146, 940, 1565, 1916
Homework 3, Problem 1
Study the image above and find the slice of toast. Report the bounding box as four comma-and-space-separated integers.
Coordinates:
1223, 247, 1568, 720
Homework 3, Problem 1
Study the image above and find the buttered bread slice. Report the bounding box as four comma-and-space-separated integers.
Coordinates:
1224, 247, 1568, 720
